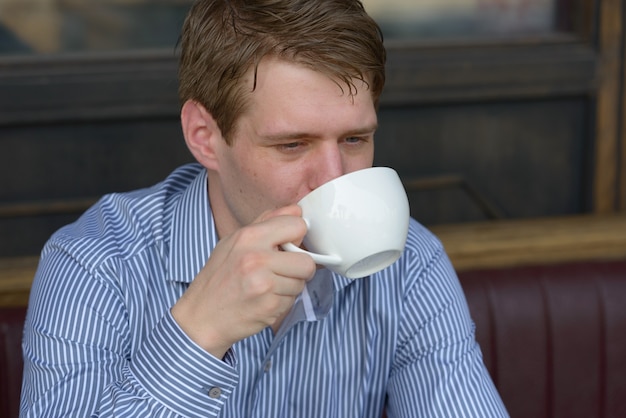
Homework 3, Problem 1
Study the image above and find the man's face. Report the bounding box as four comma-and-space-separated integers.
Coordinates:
208, 56, 377, 238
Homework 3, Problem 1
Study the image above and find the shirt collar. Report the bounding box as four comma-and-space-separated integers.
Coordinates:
167, 168, 218, 284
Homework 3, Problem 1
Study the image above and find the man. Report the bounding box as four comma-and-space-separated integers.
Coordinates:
21, 0, 508, 416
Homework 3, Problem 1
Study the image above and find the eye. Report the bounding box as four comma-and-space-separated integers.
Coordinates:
276, 141, 307, 152
282, 142, 301, 148
343, 136, 370, 145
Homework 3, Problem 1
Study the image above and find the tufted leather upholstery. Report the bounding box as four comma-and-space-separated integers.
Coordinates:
0, 306, 26, 417
2, 260, 626, 417
461, 260, 626, 418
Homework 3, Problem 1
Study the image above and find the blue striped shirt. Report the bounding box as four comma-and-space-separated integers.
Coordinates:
21, 163, 508, 417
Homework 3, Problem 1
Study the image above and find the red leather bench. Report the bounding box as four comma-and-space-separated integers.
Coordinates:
462, 260, 626, 418
3, 260, 626, 417
0, 306, 26, 417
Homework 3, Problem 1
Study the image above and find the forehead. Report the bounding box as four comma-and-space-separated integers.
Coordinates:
247, 55, 374, 98
239, 58, 376, 133
249, 57, 373, 107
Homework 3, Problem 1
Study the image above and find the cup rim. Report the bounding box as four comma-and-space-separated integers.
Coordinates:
298, 166, 396, 204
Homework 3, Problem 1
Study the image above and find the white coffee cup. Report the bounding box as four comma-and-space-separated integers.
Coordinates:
282, 166, 410, 279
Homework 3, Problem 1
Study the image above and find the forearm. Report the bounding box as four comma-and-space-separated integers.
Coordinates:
388, 245, 508, 417
20, 251, 239, 417
120, 312, 239, 417
22, 311, 239, 417
387, 339, 508, 417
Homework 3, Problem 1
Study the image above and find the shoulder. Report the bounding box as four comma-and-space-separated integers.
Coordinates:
403, 218, 449, 272
404, 218, 446, 258
42, 163, 205, 272
376, 218, 458, 294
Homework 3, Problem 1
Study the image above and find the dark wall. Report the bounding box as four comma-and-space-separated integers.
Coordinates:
0, 117, 193, 256
375, 97, 591, 223
0, 41, 598, 257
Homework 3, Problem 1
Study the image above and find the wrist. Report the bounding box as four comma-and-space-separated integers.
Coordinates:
170, 304, 232, 359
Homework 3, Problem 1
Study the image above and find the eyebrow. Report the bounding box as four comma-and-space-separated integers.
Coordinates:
260, 124, 379, 142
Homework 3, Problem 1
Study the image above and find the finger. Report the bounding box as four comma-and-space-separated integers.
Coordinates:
240, 212, 308, 249
272, 274, 309, 297
271, 251, 316, 281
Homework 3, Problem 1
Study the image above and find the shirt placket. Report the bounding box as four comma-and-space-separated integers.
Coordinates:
245, 269, 337, 416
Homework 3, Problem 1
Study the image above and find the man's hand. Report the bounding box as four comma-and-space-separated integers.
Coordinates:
171, 205, 316, 359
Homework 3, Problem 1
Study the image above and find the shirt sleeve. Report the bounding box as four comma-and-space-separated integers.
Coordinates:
386, 244, 509, 418
20, 248, 239, 417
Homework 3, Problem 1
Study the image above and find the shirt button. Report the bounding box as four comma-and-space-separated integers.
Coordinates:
208, 387, 222, 399
264, 361, 272, 372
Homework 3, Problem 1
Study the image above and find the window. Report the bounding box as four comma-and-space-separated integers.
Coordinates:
363, 0, 581, 40
0, 0, 193, 55
0, 0, 584, 56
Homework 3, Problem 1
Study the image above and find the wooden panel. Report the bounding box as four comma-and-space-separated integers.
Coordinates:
430, 213, 626, 271
383, 39, 596, 104
0, 41, 597, 125
0, 52, 180, 125
594, 0, 623, 212
0, 215, 82, 258
0, 40, 600, 256
0, 256, 37, 307
376, 97, 590, 225
0, 118, 193, 256
4, 214, 626, 306
619, 0, 626, 210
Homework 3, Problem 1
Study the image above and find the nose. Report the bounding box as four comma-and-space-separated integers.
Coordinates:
308, 142, 345, 190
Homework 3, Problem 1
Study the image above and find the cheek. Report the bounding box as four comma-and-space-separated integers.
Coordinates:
259, 167, 307, 205
237, 166, 288, 206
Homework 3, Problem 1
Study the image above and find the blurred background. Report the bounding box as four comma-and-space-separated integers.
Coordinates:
0, 0, 621, 257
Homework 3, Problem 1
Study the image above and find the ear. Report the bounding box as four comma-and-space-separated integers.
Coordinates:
181, 100, 223, 171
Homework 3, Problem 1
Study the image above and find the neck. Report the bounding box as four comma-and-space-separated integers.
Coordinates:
206, 172, 237, 240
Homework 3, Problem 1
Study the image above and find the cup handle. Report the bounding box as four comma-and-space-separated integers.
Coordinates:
281, 242, 342, 266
